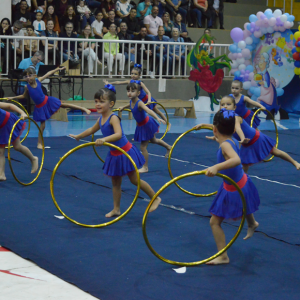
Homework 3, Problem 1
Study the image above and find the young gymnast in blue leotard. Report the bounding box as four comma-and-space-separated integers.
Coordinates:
69, 85, 161, 217
0, 102, 38, 181
8, 67, 91, 149
127, 82, 171, 173
231, 79, 265, 129
103, 64, 170, 130
196, 109, 260, 265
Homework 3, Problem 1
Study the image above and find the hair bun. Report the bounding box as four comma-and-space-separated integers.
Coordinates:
104, 84, 116, 93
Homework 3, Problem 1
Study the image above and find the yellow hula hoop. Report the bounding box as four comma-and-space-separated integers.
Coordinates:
168, 126, 218, 197
8, 117, 44, 186
145, 101, 169, 140
0, 98, 31, 149
142, 170, 246, 266
250, 108, 278, 162
50, 142, 141, 228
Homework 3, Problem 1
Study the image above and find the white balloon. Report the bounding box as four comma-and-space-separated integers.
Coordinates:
291, 22, 294, 27
238, 64, 246, 71
245, 37, 253, 45
261, 27, 268, 34
231, 60, 238, 68
280, 15, 288, 22
274, 9, 282, 18
267, 26, 275, 33
238, 41, 246, 49
243, 81, 252, 90
236, 58, 245, 65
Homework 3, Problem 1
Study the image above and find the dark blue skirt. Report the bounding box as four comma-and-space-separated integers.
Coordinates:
33, 96, 61, 122
134, 116, 159, 142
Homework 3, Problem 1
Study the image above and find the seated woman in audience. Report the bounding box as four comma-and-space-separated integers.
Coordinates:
162, 12, 173, 37
55, 0, 72, 24
0, 18, 12, 73
173, 13, 192, 42
24, 25, 38, 57
61, 5, 79, 34
192, 0, 212, 28
116, 0, 132, 20
103, 23, 125, 78
77, 0, 96, 30
101, 0, 116, 19
79, 24, 105, 76
43, 5, 61, 35
169, 27, 185, 76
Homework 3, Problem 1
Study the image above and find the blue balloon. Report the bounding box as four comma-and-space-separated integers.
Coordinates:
234, 71, 241, 77
237, 48, 242, 53
294, 61, 300, 68
246, 45, 253, 51
249, 87, 256, 94
251, 35, 260, 44
287, 15, 295, 22
292, 47, 297, 54
251, 95, 258, 101
265, 11, 273, 19
276, 88, 284, 97
253, 88, 261, 97
247, 24, 251, 31
229, 44, 237, 53
249, 14, 258, 23
246, 65, 254, 72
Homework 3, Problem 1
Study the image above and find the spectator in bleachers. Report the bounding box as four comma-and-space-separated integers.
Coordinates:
103, 10, 120, 33
144, 6, 163, 38
212, 0, 224, 29
0, 18, 12, 36
55, 0, 72, 23
77, 0, 96, 30
31, 0, 47, 13
192, 0, 212, 28
24, 25, 38, 57
85, 0, 102, 9
13, 0, 32, 28
103, 23, 125, 77
162, 12, 173, 37
153, 0, 166, 18
153, 26, 171, 75
92, 11, 104, 38
169, 27, 185, 76
116, 0, 132, 19
41, 19, 60, 64
32, 10, 46, 35
122, 8, 140, 36
11, 20, 24, 57
173, 13, 192, 42
79, 24, 105, 76
43, 5, 61, 35
101, 0, 116, 19
12, 0, 31, 12
59, 22, 80, 63
165, 0, 187, 22
0, 18, 13, 73
61, 5, 79, 34
201, 27, 214, 52
136, 0, 152, 25
118, 22, 135, 66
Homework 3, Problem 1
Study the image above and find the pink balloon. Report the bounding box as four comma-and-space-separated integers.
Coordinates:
228, 53, 234, 60
269, 17, 276, 26
245, 60, 251, 66
284, 21, 292, 29
274, 25, 279, 31
263, 19, 269, 27
242, 48, 251, 59
256, 20, 263, 27
237, 53, 243, 58
279, 26, 285, 32
230, 68, 238, 74
243, 30, 251, 38
232, 53, 238, 59
256, 11, 264, 18
251, 79, 257, 86
254, 30, 262, 38
249, 72, 254, 80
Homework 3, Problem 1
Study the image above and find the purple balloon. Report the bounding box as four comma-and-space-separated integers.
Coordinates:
241, 70, 246, 75
255, 25, 260, 31
250, 28, 255, 33
230, 27, 244, 43
260, 14, 267, 20
250, 22, 256, 28
246, 70, 250, 74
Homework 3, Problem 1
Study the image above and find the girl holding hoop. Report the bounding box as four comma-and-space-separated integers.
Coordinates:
198, 109, 260, 264
103, 64, 171, 130
7, 67, 91, 149
69, 85, 161, 217
0, 102, 38, 181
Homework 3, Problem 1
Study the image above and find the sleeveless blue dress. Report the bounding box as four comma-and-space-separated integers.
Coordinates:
209, 139, 260, 219
130, 99, 159, 142
27, 79, 61, 122
0, 108, 26, 147
100, 114, 145, 176
233, 117, 276, 165
231, 94, 260, 129
130, 80, 157, 110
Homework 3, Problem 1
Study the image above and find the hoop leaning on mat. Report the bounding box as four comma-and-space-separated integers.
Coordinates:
142, 170, 246, 266
0, 98, 31, 149
8, 117, 44, 186
250, 108, 278, 162
168, 126, 218, 197
50, 142, 141, 228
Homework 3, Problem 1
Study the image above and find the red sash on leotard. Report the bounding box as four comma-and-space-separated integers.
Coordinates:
36, 95, 48, 108
110, 141, 132, 156
223, 173, 247, 192
137, 116, 149, 126
141, 94, 148, 103
243, 130, 260, 147
243, 109, 251, 119
0, 112, 10, 129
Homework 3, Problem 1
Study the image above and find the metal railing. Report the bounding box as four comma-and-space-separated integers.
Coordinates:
0, 35, 233, 78
267, 0, 292, 14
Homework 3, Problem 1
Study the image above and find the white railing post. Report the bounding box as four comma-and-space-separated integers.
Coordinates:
159, 43, 163, 79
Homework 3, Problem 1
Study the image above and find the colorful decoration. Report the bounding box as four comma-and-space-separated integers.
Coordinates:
292, 26, 300, 75
187, 33, 232, 111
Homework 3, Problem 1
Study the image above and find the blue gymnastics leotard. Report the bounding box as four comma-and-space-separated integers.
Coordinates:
99, 114, 145, 176
0, 108, 26, 147
209, 139, 260, 219
230, 94, 261, 129
27, 79, 61, 122
130, 99, 159, 142
130, 80, 157, 110
233, 116, 276, 165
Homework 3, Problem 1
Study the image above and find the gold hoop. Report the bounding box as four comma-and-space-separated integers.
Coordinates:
146, 101, 169, 140
250, 108, 278, 162
0, 98, 31, 149
142, 170, 246, 266
50, 142, 141, 228
112, 108, 132, 114
8, 117, 44, 186
91, 134, 105, 163
168, 126, 217, 197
